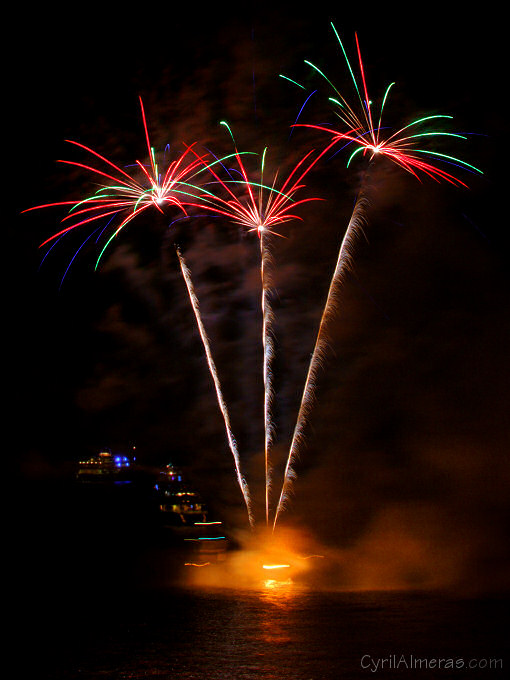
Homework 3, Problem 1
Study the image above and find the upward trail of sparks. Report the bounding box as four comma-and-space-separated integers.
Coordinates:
273, 26, 482, 530
176, 246, 254, 527
273, 187, 369, 530
260, 226, 275, 527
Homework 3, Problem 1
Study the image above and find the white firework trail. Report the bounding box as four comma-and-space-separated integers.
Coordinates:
260, 229, 276, 527
273, 188, 370, 531
176, 245, 254, 528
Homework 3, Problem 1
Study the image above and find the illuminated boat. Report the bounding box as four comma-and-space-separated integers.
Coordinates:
76, 449, 133, 481
183, 520, 228, 561
156, 488, 208, 526
154, 464, 228, 559
153, 464, 208, 527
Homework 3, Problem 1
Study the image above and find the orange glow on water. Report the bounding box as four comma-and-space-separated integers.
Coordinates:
180, 525, 327, 590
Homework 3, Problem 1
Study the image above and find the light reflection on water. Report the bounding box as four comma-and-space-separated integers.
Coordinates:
32, 580, 507, 680
257, 577, 297, 646
262, 577, 294, 591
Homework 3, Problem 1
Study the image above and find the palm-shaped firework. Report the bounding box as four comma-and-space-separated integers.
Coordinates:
185, 122, 339, 526
22, 97, 255, 527
273, 25, 483, 530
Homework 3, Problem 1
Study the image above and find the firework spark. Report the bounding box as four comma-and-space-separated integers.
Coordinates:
273, 26, 482, 530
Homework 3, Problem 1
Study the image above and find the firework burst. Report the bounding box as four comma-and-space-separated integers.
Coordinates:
22, 97, 215, 273
298, 25, 483, 186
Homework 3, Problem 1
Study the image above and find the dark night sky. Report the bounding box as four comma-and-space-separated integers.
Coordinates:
9, 4, 509, 590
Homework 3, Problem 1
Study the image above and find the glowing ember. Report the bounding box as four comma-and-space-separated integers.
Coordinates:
262, 564, 291, 570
